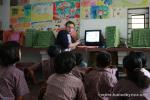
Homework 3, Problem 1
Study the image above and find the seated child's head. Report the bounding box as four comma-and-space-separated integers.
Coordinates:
123, 53, 142, 72
0, 41, 20, 66
96, 51, 112, 68
123, 52, 150, 89
47, 45, 61, 58
54, 51, 76, 74
129, 51, 147, 68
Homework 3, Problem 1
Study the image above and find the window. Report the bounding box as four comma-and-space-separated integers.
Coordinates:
131, 15, 145, 28
127, 7, 149, 44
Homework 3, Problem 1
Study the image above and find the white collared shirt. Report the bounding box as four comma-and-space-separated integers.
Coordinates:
141, 68, 150, 78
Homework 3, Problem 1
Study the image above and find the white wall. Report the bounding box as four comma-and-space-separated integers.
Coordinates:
0, 0, 10, 30
80, 18, 127, 39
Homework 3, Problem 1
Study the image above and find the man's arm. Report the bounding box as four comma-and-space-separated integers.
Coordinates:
69, 40, 80, 50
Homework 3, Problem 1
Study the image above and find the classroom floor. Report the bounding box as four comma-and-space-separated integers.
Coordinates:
22, 66, 46, 100
24, 80, 45, 100
25, 84, 39, 100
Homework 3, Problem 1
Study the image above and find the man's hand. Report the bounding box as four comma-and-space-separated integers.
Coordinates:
76, 39, 81, 45
69, 40, 80, 50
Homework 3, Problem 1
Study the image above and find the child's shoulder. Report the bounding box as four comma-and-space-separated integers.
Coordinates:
2, 66, 25, 79
69, 73, 83, 81
12, 66, 24, 75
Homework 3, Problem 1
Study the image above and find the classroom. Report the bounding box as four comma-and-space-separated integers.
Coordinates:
0, 0, 150, 100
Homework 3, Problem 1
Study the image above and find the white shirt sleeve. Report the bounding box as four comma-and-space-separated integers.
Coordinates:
141, 68, 150, 78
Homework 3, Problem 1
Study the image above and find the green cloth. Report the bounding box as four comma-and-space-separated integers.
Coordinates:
25, 29, 55, 48
25, 29, 37, 47
105, 26, 120, 48
33, 31, 55, 48
130, 29, 150, 47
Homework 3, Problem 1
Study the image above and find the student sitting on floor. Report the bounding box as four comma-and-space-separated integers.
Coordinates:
110, 53, 150, 100
129, 51, 150, 78
44, 51, 87, 100
26, 45, 61, 84
38, 52, 88, 100
0, 41, 29, 100
84, 51, 118, 100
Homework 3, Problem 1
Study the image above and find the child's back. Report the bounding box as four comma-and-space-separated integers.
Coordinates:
45, 73, 86, 100
84, 51, 117, 100
0, 41, 29, 100
110, 53, 150, 100
44, 52, 87, 100
84, 67, 117, 100
0, 65, 29, 99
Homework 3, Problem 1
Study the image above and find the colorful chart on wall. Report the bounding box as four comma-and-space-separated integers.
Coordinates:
32, 18, 80, 37
30, 0, 51, 3
13, 22, 31, 31
31, 3, 53, 22
53, 0, 80, 20
23, 4, 32, 22
30, 0, 67, 3
109, 7, 127, 18
80, 7, 91, 19
10, 6, 24, 18
10, 6, 24, 24
17, 4, 31, 23
10, 5, 32, 30
31, 21, 52, 30
10, 5, 31, 24
112, 0, 149, 7
81, 0, 112, 19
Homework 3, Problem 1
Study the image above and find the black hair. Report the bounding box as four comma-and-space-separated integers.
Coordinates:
96, 51, 112, 68
75, 52, 83, 66
129, 51, 147, 68
54, 51, 76, 74
47, 45, 61, 58
123, 54, 150, 89
65, 21, 75, 27
0, 41, 20, 66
